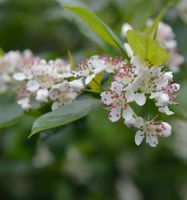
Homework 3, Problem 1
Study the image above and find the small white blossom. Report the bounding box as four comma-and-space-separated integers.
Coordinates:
134, 118, 172, 147
17, 97, 31, 110
73, 55, 107, 85
0, 50, 38, 93
36, 89, 49, 102
49, 81, 80, 110
101, 81, 134, 122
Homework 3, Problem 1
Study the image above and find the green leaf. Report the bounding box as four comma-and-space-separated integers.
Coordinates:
61, 8, 108, 50
67, 50, 75, 69
89, 72, 104, 90
29, 96, 101, 137
126, 30, 169, 66
0, 97, 23, 128
64, 5, 125, 55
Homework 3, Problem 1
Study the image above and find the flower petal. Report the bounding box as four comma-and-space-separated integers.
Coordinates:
109, 107, 121, 122
122, 106, 133, 121
36, 89, 49, 102
146, 135, 158, 147
26, 80, 40, 92
131, 56, 145, 70
13, 73, 26, 81
100, 91, 112, 105
135, 117, 144, 128
158, 106, 174, 115
69, 79, 85, 90
17, 97, 31, 110
124, 43, 133, 58
90, 58, 106, 74
125, 89, 134, 102
161, 122, 172, 137
85, 74, 95, 85
135, 130, 145, 146
110, 82, 123, 93
134, 93, 146, 106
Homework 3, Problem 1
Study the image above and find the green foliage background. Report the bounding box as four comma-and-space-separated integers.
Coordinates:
0, 0, 187, 199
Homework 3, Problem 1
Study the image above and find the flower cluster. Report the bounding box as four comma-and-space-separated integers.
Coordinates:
121, 21, 184, 72
100, 43, 179, 146
13, 55, 83, 110
0, 50, 84, 110
0, 46, 180, 147
0, 50, 38, 94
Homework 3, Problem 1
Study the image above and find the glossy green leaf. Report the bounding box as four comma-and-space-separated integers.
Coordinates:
29, 97, 101, 137
64, 5, 125, 54
0, 98, 23, 128
126, 30, 169, 66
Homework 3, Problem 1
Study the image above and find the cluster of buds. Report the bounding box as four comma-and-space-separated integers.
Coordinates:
121, 20, 184, 72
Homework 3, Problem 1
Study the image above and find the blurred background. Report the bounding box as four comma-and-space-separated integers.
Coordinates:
0, 0, 187, 199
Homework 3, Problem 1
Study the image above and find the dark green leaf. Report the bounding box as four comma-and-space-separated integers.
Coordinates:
64, 5, 126, 55
29, 97, 101, 137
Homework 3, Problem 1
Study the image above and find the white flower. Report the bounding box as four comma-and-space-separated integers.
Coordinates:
31, 60, 62, 88
36, 89, 49, 102
102, 56, 127, 73
2, 51, 22, 73
134, 119, 172, 147
26, 80, 40, 92
124, 116, 144, 128
112, 59, 146, 106
68, 79, 85, 91
13, 72, 27, 81
121, 64, 180, 115
101, 82, 134, 122
49, 81, 79, 110
0, 50, 36, 93
158, 106, 174, 115
149, 71, 180, 115
17, 97, 31, 110
73, 55, 107, 85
